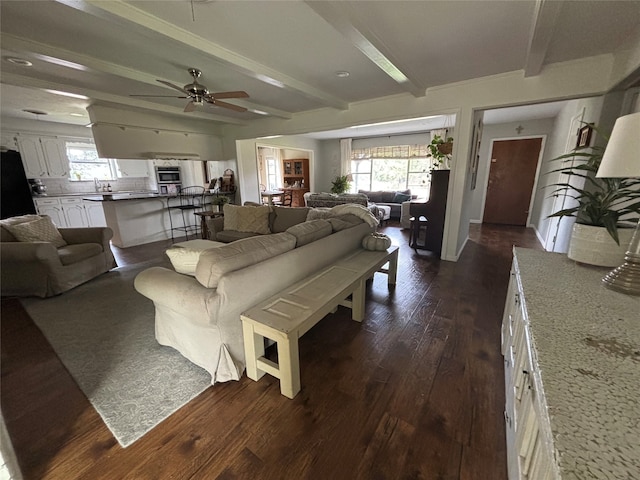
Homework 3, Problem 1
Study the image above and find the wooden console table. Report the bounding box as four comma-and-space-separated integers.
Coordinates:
241, 246, 398, 399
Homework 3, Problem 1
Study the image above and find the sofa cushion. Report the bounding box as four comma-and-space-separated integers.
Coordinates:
306, 208, 333, 221
285, 219, 332, 247
393, 191, 412, 203
195, 232, 296, 288
165, 239, 226, 275
3, 215, 67, 248
57, 243, 103, 265
271, 206, 310, 233
215, 230, 260, 243
223, 204, 271, 235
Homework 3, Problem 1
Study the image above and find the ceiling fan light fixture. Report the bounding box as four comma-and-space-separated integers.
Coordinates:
335, 71, 350, 78
4, 56, 33, 67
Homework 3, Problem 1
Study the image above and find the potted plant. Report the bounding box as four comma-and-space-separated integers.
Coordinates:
211, 194, 230, 211
548, 125, 640, 266
427, 135, 454, 169
330, 175, 351, 194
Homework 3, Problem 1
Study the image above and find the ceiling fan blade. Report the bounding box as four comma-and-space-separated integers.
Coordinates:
207, 99, 247, 112
157, 79, 188, 94
184, 101, 197, 113
206, 91, 249, 100
129, 94, 189, 98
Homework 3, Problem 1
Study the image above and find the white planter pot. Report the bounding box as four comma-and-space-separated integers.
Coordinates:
567, 224, 634, 267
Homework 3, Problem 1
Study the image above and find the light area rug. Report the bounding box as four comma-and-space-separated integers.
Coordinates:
21, 258, 211, 448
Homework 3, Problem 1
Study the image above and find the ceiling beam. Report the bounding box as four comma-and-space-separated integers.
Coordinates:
53, 0, 348, 110
1, 34, 291, 120
305, 1, 426, 97
523, 0, 563, 77
0, 72, 248, 125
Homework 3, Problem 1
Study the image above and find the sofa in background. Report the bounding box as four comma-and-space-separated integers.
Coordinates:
134, 209, 375, 384
0, 214, 116, 297
358, 189, 415, 220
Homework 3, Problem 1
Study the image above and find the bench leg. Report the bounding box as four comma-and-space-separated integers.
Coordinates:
352, 279, 366, 322
387, 248, 398, 286
242, 321, 266, 381
277, 335, 301, 399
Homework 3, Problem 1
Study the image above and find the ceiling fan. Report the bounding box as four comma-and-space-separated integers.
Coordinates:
131, 68, 249, 113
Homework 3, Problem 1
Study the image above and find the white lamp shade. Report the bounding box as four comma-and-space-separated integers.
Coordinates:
596, 111, 640, 178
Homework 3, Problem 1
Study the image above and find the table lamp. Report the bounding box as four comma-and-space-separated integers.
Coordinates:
595, 111, 640, 295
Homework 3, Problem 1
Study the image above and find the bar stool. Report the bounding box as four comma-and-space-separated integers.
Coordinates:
409, 215, 428, 250
167, 186, 206, 241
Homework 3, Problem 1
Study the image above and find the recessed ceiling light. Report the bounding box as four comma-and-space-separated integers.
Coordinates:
22, 109, 48, 116
336, 71, 350, 78
4, 56, 33, 67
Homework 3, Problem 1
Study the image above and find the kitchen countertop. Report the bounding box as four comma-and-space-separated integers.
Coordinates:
513, 247, 639, 479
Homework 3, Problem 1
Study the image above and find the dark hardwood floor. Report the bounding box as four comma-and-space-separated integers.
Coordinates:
1, 222, 541, 480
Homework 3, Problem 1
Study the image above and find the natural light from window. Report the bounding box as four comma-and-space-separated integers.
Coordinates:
66, 142, 115, 181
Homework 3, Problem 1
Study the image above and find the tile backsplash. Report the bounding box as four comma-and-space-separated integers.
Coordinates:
39, 177, 156, 195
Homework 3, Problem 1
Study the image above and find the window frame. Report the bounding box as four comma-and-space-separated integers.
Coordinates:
65, 141, 116, 182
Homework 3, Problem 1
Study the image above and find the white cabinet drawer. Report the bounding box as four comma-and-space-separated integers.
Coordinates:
59, 197, 83, 205
34, 197, 61, 206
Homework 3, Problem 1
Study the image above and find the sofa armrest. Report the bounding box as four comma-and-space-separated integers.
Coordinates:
59, 227, 113, 247
134, 267, 216, 325
205, 217, 225, 241
0, 241, 62, 266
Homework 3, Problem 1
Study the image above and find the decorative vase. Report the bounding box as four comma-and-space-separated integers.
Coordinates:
567, 223, 634, 267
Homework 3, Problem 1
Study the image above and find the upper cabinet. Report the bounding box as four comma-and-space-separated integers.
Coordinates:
116, 159, 150, 178
16, 134, 68, 178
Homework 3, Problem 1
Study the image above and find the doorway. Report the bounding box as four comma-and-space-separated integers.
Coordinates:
483, 137, 543, 226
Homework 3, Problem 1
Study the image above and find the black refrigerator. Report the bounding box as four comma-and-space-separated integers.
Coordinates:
1, 149, 37, 219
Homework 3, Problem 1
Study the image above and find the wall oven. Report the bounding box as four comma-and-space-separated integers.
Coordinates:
155, 166, 182, 194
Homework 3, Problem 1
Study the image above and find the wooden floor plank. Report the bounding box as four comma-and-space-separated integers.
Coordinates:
1, 223, 541, 479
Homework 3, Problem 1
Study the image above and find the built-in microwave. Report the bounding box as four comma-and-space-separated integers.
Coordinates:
155, 166, 182, 184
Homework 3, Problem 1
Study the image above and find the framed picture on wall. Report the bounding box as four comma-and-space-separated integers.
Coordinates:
576, 124, 593, 149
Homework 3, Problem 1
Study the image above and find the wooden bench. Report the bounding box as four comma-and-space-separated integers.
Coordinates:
240, 246, 398, 399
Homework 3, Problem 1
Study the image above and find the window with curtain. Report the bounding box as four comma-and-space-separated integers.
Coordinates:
350, 144, 433, 198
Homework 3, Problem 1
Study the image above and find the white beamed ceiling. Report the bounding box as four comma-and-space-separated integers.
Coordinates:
1, 0, 639, 135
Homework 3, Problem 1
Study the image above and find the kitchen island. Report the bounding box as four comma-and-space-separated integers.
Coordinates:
83, 192, 209, 247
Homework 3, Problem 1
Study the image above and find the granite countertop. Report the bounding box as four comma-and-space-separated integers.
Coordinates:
82, 192, 165, 201
513, 247, 639, 479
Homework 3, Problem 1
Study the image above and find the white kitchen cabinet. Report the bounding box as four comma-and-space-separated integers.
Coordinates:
16, 135, 68, 178
85, 202, 107, 227
1, 132, 18, 150
34, 196, 104, 228
116, 159, 150, 178
59, 198, 89, 227
34, 197, 66, 227
152, 159, 181, 167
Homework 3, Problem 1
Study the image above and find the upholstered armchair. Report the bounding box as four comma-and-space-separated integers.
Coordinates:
0, 214, 116, 297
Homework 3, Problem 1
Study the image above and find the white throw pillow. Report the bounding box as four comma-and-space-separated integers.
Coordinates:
165, 240, 225, 275
223, 204, 271, 235
5, 216, 67, 248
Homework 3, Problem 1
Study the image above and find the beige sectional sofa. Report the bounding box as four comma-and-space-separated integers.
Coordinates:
134, 205, 375, 384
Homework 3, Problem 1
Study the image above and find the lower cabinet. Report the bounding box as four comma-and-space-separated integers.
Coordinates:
34, 197, 106, 228
502, 259, 557, 480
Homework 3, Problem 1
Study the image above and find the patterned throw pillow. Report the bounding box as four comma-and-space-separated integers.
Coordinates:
223, 204, 271, 234
5, 216, 67, 248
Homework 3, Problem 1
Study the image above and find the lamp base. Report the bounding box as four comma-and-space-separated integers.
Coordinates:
601, 220, 640, 296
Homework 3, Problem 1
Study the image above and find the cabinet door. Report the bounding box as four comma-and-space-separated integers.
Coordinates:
117, 159, 150, 177
35, 199, 66, 228
1, 133, 17, 151
16, 135, 47, 178
40, 137, 69, 178
85, 202, 107, 227
60, 198, 89, 227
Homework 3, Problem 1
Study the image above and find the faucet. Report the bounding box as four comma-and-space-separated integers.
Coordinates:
94, 178, 101, 192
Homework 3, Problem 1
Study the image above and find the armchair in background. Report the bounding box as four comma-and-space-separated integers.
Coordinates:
1, 214, 116, 297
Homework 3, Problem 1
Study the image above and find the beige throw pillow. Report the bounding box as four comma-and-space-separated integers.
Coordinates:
5, 216, 67, 248
223, 204, 271, 235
